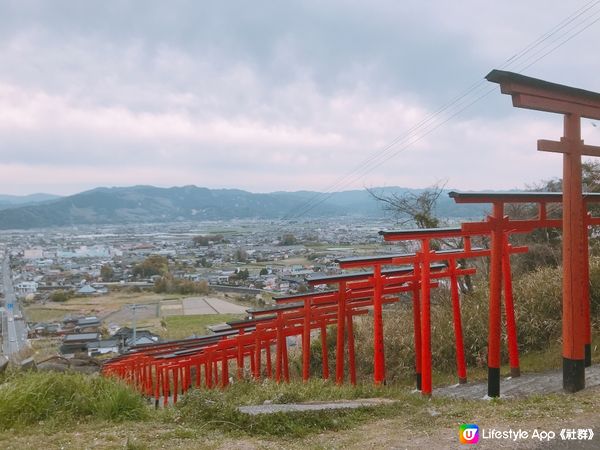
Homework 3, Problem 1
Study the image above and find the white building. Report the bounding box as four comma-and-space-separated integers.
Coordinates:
15, 281, 38, 295
23, 248, 43, 260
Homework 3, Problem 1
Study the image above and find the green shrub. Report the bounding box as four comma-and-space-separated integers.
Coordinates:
0, 371, 148, 429
50, 290, 72, 302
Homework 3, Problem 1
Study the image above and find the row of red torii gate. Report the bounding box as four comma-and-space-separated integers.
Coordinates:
102, 70, 600, 403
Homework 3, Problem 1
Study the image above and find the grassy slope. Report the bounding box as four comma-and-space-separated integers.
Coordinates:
1, 381, 599, 449
2, 343, 599, 449
7, 263, 600, 448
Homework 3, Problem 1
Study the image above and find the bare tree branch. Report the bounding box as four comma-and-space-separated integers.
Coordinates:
367, 181, 446, 228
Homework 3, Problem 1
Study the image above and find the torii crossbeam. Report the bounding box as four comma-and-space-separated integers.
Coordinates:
487, 69, 600, 393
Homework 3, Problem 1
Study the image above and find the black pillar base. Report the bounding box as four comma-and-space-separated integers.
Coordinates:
416, 373, 422, 391
510, 367, 521, 377
487, 367, 500, 398
458, 377, 467, 385
563, 357, 585, 393
585, 344, 591, 367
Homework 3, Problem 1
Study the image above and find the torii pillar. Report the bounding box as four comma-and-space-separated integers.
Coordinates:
487, 70, 600, 393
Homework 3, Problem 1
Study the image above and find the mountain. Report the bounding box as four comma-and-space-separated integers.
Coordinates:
0, 185, 488, 230
0, 193, 62, 210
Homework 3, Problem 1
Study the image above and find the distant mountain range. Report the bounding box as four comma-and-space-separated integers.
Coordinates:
0, 193, 61, 210
0, 185, 489, 230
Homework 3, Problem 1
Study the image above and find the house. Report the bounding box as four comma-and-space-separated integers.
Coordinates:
126, 335, 157, 347
91, 283, 109, 294
76, 316, 101, 332
87, 339, 120, 356
112, 326, 133, 340
31, 322, 62, 336
77, 285, 97, 295
113, 327, 160, 349
15, 281, 38, 295
60, 332, 101, 354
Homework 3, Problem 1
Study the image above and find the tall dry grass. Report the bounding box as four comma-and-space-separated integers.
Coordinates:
307, 258, 600, 383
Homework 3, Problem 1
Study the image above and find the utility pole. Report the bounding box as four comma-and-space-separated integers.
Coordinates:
130, 304, 147, 346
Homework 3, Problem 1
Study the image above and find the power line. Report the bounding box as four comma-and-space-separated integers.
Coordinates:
287, 1, 600, 219
288, 1, 600, 217
281, 1, 600, 221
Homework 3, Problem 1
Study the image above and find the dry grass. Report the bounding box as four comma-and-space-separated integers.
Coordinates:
162, 314, 244, 340
313, 259, 600, 386
29, 337, 62, 362
23, 307, 69, 323
23, 292, 180, 324
2, 381, 599, 449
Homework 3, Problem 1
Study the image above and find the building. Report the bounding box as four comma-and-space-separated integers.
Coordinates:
113, 327, 160, 349
76, 316, 101, 332
23, 248, 44, 260
87, 339, 120, 356
15, 281, 38, 295
60, 332, 101, 354
77, 285, 98, 295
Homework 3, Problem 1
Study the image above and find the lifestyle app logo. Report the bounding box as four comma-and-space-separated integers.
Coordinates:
460, 424, 479, 444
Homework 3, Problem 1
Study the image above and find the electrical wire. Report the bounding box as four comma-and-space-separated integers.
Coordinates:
281, 1, 600, 221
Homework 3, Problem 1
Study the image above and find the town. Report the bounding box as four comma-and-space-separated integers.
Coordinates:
1, 217, 399, 366
1, 2, 599, 449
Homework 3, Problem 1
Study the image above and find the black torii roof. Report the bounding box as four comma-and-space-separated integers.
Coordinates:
449, 190, 600, 204
486, 70, 600, 104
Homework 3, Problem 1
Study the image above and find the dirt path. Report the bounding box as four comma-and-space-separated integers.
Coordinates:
285, 411, 599, 449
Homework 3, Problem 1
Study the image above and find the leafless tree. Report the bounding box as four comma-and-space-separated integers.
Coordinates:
366, 182, 446, 228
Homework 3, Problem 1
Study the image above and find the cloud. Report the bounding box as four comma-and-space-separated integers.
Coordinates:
0, 1, 598, 195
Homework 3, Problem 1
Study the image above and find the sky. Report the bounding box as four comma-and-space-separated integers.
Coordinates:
1, 0, 600, 196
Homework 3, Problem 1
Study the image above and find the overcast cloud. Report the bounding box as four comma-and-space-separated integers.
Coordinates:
0, 0, 599, 195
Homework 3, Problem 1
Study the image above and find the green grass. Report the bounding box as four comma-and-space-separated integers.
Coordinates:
163, 314, 244, 339
4, 261, 600, 446
1, 371, 599, 448
0, 371, 149, 430
172, 379, 412, 438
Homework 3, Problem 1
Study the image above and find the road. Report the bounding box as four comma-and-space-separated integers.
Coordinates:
1, 254, 29, 358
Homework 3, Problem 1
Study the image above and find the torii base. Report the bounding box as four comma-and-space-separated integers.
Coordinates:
487, 367, 500, 397
563, 358, 585, 393
585, 344, 592, 367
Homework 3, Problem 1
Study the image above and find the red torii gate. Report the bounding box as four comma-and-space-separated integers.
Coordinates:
379, 227, 527, 396
486, 69, 600, 393
335, 252, 475, 389
449, 190, 600, 397
303, 265, 443, 385
334, 254, 437, 389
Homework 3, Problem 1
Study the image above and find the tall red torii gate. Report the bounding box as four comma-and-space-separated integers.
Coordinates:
379, 227, 527, 396
486, 70, 600, 392
449, 190, 600, 397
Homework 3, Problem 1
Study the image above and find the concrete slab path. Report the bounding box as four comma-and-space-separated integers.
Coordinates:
435, 364, 600, 400
238, 398, 395, 415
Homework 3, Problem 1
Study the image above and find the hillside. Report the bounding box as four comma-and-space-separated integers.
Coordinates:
0, 185, 488, 229
0, 193, 61, 210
